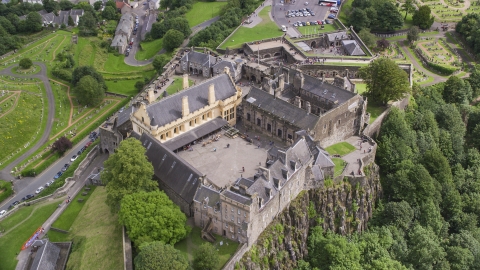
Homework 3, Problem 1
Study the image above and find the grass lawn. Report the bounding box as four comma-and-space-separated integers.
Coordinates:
297, 24, 337, 35
325, 142, 356, 156
356, 83, 367, 95
50, 186, 97, 231
165, 78, 194, 95
104, 53, 152, 73
185, 1, 228, 27
332, 157, 346, 177
54, 187, 123, 270
174, 227, 239, 269
0, 199, 61, 270
367, 103, 387, 124
105, 79, 140, 97
219, 6, 282, 49
136, 38, 163, 60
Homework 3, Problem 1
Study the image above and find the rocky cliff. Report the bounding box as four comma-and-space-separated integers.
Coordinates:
235, 164, 382, 270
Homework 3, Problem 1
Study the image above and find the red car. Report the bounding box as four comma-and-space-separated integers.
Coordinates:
85, 141, 93, 148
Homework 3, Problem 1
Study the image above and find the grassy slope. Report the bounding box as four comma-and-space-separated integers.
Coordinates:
367, 103, 387, 124
0, 199, 61, 270
332, 157, 345, 177
136, 38, 163, 61
63, 188, 123, 270
165, 78, 194, 95
219, 6, 282, 49
50, 186, 97, 231
185, 1, 228, 27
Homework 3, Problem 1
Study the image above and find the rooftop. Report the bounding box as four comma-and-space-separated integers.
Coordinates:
177, 132, 268, 189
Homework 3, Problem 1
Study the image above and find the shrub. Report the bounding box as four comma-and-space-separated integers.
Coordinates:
0, 180, 13, 204
19, 58, 33, 69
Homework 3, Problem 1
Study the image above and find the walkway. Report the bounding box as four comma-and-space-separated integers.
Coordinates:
0, 62, 55, 182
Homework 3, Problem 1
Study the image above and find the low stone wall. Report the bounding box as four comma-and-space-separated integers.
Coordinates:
222, 243, 248, 269
362, 96, 410, 139
123, 226, 133, 270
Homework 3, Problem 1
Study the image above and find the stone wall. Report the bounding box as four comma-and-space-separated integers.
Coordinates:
234, 163, 381, 269
362, 95, 410, 139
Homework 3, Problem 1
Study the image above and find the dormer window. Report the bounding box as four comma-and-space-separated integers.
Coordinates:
281, 169, 288, 179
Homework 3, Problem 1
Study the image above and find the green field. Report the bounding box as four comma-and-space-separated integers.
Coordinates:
165, 78, 194, 95
174, 227, 239, 269
185, 1, 228, 27
59, 188, 123, 270
297, 24, 337, 35
356, 83, 367, 94
219, 6, 282, 49
50, 82, 71, 136
136, 38, 164, 60
0, 199, 61, 270
325, 142, 356, 156
332, 157, 346, 177
367, 103, 387, 124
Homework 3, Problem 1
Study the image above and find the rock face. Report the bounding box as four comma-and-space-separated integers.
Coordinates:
236, 164, 381, 270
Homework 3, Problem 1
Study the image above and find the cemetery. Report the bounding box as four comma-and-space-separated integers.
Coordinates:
422, 0, 480, 22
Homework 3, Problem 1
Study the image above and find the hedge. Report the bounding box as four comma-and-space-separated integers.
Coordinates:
0, 180, 13, 204
427, 62, 459, 75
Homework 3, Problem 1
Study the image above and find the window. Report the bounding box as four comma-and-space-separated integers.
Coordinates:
238, 217, 241, 224
247, 113, 251, 121
257, 118, 261, 126
174, 128, 177, 133
142, 117, 144, 123
231, 215, 234, 221
277, 129, 282, 137
288, 134, 293, 139
202, 115, 205, 120
267, 123, 272, 132
189, 121, 193, 126
238, 209, 241, 215
160, 134, 164, 140
337, 119, 341, 126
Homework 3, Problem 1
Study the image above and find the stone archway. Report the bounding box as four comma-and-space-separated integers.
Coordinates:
311, 41, 317, 48
264, 54, 271, 59
251, 75, 256, 82
189, 67, 193, 73
274, 52, 281, 57
104, 149, 110, 154
333, 71, 338, 76
194, 68, 198, 74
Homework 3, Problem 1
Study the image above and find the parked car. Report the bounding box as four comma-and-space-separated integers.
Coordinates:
54, 171, 63, 179
21, 194, 34, 201
35, 186, 44, 194
328, 14, 336, 19
45, 180, 55, 187
86, 141, 93, 148
61, 163, 70, 172
71, 155, 78, 162
306, 21, 310, 25
81, 146, 87, 153
0, 210, 6, 217
304, 1, 309, 5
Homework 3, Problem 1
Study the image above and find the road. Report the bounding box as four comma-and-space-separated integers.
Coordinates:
0, 62, 55, 182
0, 134, 96, 212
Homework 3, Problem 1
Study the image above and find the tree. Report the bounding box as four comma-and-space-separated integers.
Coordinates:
135, 81, 145, 92
72, 66, 106, 90
376, 38, 390, 50
119, 191, 189, 246
101, 138, 157, 212
93, 1, 102, 11
349, 8, 370, 32
74, 75, 105, 106
376, 2, 403, 31
407, 26, 420, 45
358, 29, 377, 49
78, 11, 97, 36
378, 201, 414, 231
401, 0, 415, 20
406, 225, 447, 270
42, 0, 59, 13
134, 242, 189, 270
153, 54, 170, 73
51, 136, 72, 154
68, 15, 74, 26
193, 243, 220, 270
359, 58, 410, 104
59, 0, 73, 10
472, 124, 480, 150
19, 57, 32, 69
102, 6, 116, 20
26, 11, 43, 32
105, 0, 116, 9
163, 29, 184, 52
443, 76, 472, 104
467, 65, 480, 98
413, 5, 434, 30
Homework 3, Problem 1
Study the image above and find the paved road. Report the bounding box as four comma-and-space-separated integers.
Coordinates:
0, 62, 55, 182
124, 15, 221, 66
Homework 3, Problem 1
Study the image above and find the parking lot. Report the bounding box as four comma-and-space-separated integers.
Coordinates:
272, 0, 336, 34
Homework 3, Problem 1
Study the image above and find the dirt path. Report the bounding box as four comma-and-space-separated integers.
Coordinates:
49, 79, 74, 126
51, 36, 67, 62
0, 92, 20, 119
0, 91, 19, 105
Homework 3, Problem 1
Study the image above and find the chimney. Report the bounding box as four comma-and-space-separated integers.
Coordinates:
322, 73, 325, 82
294, 96, 301, 108
224, 66, 230, 77
147, 89, 155, 103
182, 96, 189, 117
306, 101, 311, 114
208, 84, 215, 105
293, 72, 304, 90
278, 74, 285, 92
183, 73, 189, 90
345, 69, 349, 78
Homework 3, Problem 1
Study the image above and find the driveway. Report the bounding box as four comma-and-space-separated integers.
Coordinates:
0, 62, 55, 182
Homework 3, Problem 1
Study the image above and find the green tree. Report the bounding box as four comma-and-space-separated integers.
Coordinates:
378, 201, 414, 231
407, 26, 420, 45
59, 0, 73, 10
349, 8, 370, 32
467, 65, 480, 98
93, 1, 102, 10
135, 81, 145, 92
359, 58, 411, 104
163, 29, 184, 52
105, 0, 116, 9
78, 11, 97, 36
193, 243, 220, 270
68, 15, 74, 26
42, 0, 59, 13
472, 124, 480, 150
413, 5, 435, 30
102, 6, 116, 20
401, 0, 415, 20
376, 2, 403, 31
72, 66, 106, 90
101, 138, 157, 212
74, 75, 105, 106
153, 54, 170, 73
119, 191, 189, 246
19, 57, 32, 69
26, 11, 43, 32
406, 225, 447, 270
134, 242, 189, 270
358, 29, 377, 49
443, 76, 472, 104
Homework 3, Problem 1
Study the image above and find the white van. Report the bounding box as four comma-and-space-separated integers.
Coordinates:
281, 25, 287, 32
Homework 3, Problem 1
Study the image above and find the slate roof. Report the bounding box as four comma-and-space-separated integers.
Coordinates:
326, 31, 348, 43
301, 74, 357, 106
194, 185, 220, 207
222, 189, 252, 205
53, 11, 70, 26
162, 117, 228, 151
30, 240, 60, 270
146, 73, 237, 127
139, 132, 202, 205
213, 60, 237, 77
115, 13, 133, 36
111, 34, 127, 47
341, 40, 366, 56
246, 87, 319, 130
117, 106, 136, 127
181, 51, 217, 67
314, 148, 335, 168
